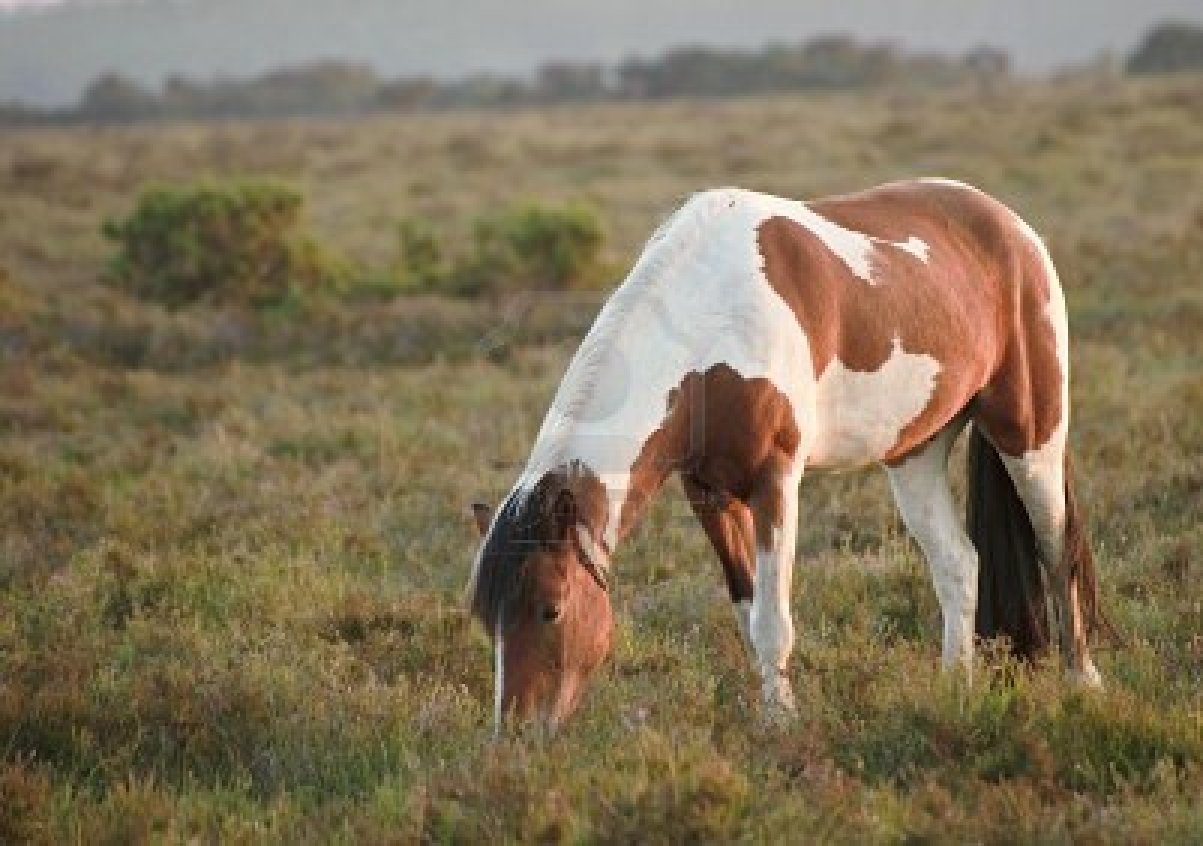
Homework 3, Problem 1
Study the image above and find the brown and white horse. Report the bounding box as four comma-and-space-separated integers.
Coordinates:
468, 178, 1103, 731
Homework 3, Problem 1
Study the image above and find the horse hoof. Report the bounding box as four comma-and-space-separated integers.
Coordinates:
761, 675, 797, 724
1067, 663, 1104, 690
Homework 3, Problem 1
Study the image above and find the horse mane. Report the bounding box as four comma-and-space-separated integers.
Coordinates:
518, 192, 716, 482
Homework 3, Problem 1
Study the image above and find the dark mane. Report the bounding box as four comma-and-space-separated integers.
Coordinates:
470, 470, 571, 635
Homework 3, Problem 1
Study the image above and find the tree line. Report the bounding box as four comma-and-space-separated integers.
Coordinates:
2, 22, 1200, 125
2, 35, 1009, 124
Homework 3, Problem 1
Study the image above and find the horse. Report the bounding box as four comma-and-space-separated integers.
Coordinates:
467, 178, 1103, 731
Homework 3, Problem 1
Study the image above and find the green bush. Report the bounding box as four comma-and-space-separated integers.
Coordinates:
102, 181, 348, 309
447, 202, 605, 296
394, 217, 449, 291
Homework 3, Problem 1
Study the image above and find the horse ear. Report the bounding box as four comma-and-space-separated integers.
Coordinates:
470, 502, 493, 536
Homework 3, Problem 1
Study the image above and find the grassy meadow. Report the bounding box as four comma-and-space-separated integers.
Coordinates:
2, 72, 1202, 842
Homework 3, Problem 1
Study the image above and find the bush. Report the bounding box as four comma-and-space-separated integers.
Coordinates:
102, 181, 348, 309
394, 217, 450, 292
447, 202, 605, 296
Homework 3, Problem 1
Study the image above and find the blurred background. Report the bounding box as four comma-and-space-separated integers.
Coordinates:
2, 2, 1202, 842
3, 1, 1202, 114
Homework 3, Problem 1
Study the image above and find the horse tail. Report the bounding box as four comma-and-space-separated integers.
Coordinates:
966, 424, 1050, 658
1063, 452, 1114, 646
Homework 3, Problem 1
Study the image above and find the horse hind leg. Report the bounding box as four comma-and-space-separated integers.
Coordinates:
975, 213, 1102, 685
996, 443, 1103, 686
886, 419, 979, 674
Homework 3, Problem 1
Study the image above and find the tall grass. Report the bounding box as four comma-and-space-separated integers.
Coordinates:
1, 73, 1201, 841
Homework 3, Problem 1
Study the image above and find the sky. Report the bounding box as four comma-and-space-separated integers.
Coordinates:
1, 0, 1200, 106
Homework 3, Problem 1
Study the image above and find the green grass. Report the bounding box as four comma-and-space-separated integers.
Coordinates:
2, 73, 1202, 842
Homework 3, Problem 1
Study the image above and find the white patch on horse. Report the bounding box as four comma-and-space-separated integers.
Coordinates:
789, 203, 929, 283
808, 338, 942, 468
891, 235, 931, 263
791, 205, 875, 280
916, 176, 984, 193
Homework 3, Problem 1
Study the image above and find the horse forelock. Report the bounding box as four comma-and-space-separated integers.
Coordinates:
470, 488, 538, 635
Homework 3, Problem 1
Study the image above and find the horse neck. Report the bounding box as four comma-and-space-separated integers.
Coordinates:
519, 392, 689, 553
519, 197, 720, 549
519, 333, 701, 552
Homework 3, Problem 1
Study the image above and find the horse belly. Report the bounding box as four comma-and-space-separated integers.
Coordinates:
806, 340, 943, 469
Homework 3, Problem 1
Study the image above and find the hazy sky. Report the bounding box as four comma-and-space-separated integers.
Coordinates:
2, 0, 1200, 105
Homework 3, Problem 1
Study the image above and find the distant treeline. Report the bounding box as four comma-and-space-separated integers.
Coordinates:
2, 22, 1200, 125
0, 35, 1009, 125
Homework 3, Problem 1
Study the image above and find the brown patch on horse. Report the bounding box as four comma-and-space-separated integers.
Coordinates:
969, 229, 1064, 456
617, 363, 801, 542
758, 180, 1065, 462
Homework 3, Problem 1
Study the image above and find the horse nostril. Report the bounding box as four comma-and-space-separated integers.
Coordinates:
540, 602, 563, 623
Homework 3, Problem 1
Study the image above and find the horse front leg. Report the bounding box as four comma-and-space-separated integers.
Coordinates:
682, 474, 756, 651
747, 454, 802, 720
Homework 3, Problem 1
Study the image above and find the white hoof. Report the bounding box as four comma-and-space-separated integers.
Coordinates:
1067, 660, 1103, 689
761, 672, 797, 723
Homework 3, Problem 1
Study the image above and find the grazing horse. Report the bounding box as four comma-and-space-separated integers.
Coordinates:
468, 178, 1102, 731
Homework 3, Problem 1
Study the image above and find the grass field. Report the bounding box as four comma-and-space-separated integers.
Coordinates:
2, 73, 1202, 842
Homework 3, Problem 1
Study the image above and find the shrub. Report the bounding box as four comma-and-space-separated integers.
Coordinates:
395, 217, 449, 291
102, 181, 348, 309
448, 202, 605, 296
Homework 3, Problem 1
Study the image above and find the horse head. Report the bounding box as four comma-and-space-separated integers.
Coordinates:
469, 464, 613, 732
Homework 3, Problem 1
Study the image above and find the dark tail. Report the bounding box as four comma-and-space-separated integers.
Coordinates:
966, 425, 1051, 659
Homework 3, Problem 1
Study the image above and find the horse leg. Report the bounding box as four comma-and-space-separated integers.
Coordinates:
887, 421, 979, 673
682, 475, 756, 651
746, 452, 801, 718
998, 448, 1102, 686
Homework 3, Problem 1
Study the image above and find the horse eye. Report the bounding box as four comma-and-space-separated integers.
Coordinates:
540, 603, 563, 623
